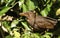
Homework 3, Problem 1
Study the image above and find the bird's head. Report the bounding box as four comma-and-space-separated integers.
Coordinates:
19, 11, 35, 19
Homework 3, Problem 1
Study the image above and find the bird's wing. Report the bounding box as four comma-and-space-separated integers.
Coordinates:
35, 16, 56, 29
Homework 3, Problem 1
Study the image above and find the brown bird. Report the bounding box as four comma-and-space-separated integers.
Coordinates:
19, 11, 57, 30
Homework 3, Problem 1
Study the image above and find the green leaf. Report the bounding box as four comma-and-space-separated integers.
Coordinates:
22, 4, 28, 12
42, 32, 52, 38
13, 29, 20, 38
5, 35, 13, 38
40, 8, 48, 17
21, 33, 31, 38
20, 0, 36, 12
21, 22, 31, 30
26, 0, 35, 10
56, 8, 60, 16
40, 2, 52, 17
11, 20, 19, 28
31, 33, 40, 38
5, 0, 14, 6
21, 33, 40, 38
43, 35, 51, 38
2, 21, 11, 32
0, 6, 11, 16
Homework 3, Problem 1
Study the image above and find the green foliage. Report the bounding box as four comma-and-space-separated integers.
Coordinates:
21, 32, 40, 38
20, 0, 36, 12
41, 2, 52, 17
25, 0, 35, 10
11, 20, 20, 28
0, 6, 11, 16
5, 35, 13, 38
0, 0, 60, 38
21, 22, 31, 30
13, 29, 21, 38
22, 4, 28, 12
2, 21, 11, 32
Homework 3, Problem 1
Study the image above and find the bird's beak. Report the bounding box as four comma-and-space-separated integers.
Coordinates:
19, 13, 26, 16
